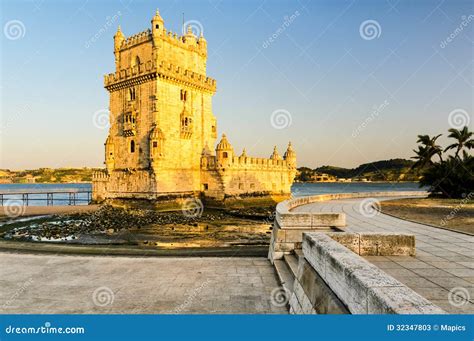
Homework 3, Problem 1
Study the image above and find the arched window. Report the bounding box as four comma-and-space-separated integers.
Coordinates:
130, 140, 135, 153
135, 56, 140, 66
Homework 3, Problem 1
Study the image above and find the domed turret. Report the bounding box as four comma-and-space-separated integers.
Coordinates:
105, 135, 115, 171
283, 142, 296, 167
184, 25, 197, 45
151, 9, 164, 41
240, 148, 247, 158
114, 25, 125, 51
270, 146, 282, 160
198, 32, 207, 52
216, 134, 234, 166
149, 125, 165, 166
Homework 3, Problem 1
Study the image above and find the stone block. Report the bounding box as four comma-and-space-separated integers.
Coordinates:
359, 233, 415, 256
273, 242, 295, 252
327, 233, 360, 254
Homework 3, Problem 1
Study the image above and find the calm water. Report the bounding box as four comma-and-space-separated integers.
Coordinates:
0, 183, 92, 206
0, 182, 425, 206
291, 182, 425, 197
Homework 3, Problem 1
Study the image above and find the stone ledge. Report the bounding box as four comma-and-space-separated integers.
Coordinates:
301, 233, 444, 314
327, 232, 416, 256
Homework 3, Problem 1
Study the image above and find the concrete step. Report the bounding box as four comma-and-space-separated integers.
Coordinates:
283, 254, 299, 278
274, 259, 294, 292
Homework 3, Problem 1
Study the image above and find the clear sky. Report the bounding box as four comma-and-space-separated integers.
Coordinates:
1, 0, 472, 170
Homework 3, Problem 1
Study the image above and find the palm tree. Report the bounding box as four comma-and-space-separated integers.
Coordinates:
444, 126, 474, 159
411, 145, 433, 169
415, 134, 443, 163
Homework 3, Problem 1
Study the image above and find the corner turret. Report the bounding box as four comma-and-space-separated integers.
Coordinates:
105, 135, 115, 171
151, 9, 164, 42
283, 142, 296, 167
216, 134, 234, 166
270, 146, 282, 160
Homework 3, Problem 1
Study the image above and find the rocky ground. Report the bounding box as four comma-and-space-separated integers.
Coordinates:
0, 205, 275, 247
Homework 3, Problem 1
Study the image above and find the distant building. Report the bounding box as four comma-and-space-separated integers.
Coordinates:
310, 173, 336, 182
93, 10, 297, 205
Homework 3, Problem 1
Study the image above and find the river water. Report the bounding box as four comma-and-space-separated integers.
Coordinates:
0, 182, 425, 206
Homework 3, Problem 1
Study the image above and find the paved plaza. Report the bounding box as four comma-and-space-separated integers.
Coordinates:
292, 196, 474, 313
0, 253, 286, 314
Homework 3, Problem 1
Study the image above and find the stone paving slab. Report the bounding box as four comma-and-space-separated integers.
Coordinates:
293, 196, 474, 314
0, 252, 287, 314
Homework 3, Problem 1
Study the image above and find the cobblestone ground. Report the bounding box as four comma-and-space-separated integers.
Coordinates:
292, 196, 474, 314
0, 253, 287, 314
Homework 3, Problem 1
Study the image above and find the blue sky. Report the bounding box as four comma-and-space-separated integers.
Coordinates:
1, 0, 472, 170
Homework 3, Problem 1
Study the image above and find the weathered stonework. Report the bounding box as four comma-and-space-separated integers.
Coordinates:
92, 10, 296, 205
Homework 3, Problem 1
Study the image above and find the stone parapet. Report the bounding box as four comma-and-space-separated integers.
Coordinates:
297, 233, 444, 314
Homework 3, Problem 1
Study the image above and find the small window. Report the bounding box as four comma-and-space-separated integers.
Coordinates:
211, 125, 216, 133
223, 152, 228, 158
239, 183, 244, 190
180, 89, 187, 101
250, 183, 255, 189
203, 184, 209, 190
130, 140, 135, 153
156, 24, 159, 29
153, 141, 158, 148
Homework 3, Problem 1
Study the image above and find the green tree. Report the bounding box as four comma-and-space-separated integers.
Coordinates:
444, 126, 474, 159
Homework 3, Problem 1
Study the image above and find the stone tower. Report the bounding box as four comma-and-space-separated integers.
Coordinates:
93, 10, 296, 206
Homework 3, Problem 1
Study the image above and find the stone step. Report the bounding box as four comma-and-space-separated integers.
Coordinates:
274, 259, 294, 293
283, 254, 299, 278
